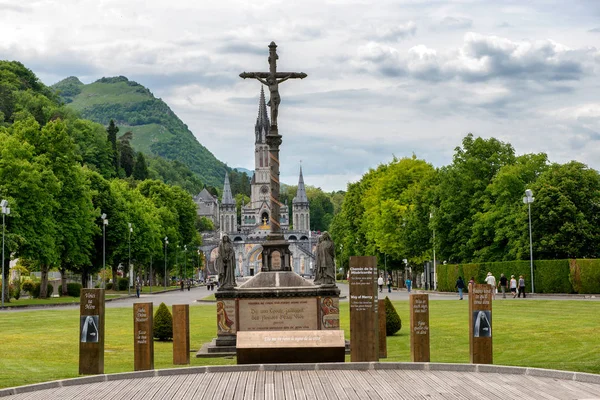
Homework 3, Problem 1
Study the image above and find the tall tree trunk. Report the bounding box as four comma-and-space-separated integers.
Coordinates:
112, 264, 119, 291
60, 267, 68, 296
81, 270, 88, 288
2, 258, 10, 304
40, 264, 49, 298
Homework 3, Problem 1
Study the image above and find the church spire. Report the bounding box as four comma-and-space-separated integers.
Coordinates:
255, 86, 270, 144
293, 166, 308, 204
222, 171, 235, 205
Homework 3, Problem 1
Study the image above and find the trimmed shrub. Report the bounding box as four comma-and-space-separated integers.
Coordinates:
58, 283, 82, 297
10, 280, 21, 300
535, 260, 570, 293
32, 282, 53, 298
22, 280, 34, 294
153, 302, 173, 341
384, 296, 401, 336
117, 278, 129, 291
106, 282, 113, 290
570, 259, 600, 294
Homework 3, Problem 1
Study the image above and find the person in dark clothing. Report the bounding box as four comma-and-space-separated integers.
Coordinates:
499, 273, 508, 298
455, 276, 465, 300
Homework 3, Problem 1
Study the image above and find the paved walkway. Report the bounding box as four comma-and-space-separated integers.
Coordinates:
1, 363, 599, 399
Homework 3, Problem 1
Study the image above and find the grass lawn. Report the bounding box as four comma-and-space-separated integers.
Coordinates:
0, 299, 598, 389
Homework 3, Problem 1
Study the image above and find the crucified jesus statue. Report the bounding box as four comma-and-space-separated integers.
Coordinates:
240, 42, 307, 128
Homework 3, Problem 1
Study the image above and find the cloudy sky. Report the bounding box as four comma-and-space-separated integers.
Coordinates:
1, 0, 600, 191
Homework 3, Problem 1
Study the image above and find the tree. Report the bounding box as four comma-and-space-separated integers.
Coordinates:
106, 119, 119, 174
133, 152, 149, 181
118, 131, 135, 177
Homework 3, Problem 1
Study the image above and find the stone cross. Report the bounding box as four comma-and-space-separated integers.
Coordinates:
240, 42, 307, 238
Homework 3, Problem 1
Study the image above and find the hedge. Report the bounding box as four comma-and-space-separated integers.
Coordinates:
437, 259, 600, 294
58, 283, 82, 297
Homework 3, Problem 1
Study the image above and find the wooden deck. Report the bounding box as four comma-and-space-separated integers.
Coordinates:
2, 363, 600, 399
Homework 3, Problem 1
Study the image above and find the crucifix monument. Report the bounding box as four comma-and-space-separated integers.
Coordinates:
240, 41, 307, 270
201, 43, 341, 360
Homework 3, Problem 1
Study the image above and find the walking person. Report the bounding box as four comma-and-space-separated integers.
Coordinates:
387, 275, 393, 293
135, 278, 141, 298
518, 275, 526, 298
510, 275, 518, 298
498, 273, 508, 299
455, 276, 465, 300
405, 276, 412, 293
485, 272, 497, 300
377, 276, 384, 293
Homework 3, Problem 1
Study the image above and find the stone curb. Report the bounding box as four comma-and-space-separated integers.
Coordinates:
1, 363, 599, 397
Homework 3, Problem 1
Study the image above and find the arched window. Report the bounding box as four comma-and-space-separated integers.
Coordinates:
300, 214, 305, 231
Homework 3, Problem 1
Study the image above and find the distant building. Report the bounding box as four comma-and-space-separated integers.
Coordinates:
194, 87, 315, 277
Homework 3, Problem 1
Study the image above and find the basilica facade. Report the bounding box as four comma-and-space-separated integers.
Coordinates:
194, 88, 315, 277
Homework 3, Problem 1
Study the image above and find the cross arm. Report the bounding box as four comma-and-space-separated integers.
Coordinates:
239, 72, 307, 79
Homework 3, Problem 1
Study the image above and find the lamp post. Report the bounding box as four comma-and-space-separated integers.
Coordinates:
197, 249, 201, 281
184, 245, 187, 282
1, 200, 10, 308
149, 254, 152, 294
523, 189, 535, 294
164, 237, 168, 289
101, 213, 108, 289
430, 212, 437, 291
128, 223, 133, 295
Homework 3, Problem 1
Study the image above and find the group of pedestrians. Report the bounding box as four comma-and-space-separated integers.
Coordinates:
455, 272, 527, 300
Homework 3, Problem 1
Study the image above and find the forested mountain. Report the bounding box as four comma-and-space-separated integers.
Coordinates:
0, 61, 202, 302
52, 76, 228, 188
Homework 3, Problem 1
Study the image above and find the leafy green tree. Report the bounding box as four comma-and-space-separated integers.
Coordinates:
196, 216, 215, 232
133, 152, 149, 181
118, 131, 135, 177
106, 119, 119, 173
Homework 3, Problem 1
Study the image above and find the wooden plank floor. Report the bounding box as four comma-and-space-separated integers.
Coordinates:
3, 369, 600, 400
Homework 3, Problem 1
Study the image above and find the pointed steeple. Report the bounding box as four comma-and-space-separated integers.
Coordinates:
222, 171, 235, 205
293, 166, 308, 204
255, 86, 270, 144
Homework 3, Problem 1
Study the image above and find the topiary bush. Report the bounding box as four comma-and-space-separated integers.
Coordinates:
106, 282, 113, 290
153, 302, 173, 341
384, 296, 401, 336
118, 278, 129, 291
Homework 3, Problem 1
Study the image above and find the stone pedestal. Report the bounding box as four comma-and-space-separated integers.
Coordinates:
199, 270, 341, 358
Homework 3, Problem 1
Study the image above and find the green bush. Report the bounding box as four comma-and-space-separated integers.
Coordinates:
32, 282, 53, 298
58, 283, 82, 297
153, 302, 173, 341
22, 280, 34, 294
384, 296, 401, 336
117, 278, 129, 291
10, 280, 21, 300
535, 260, 570, 293
570, 259, 600, 294
106, 282, 113, 290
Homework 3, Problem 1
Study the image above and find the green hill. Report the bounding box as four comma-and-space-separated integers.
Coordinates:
52, 76, 228, 188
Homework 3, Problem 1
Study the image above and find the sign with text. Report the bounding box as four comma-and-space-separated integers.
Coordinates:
349, 256, 378, 362
134, 302, 154, 371
172, 304, 190, 365
79, 288, 105, 375
469, 283, 493, 364
238, 298, 318, 331
410, 294, 430, 362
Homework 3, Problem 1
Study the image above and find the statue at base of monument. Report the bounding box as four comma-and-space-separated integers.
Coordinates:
217, 235, 236, 290
314, 231, 336, 286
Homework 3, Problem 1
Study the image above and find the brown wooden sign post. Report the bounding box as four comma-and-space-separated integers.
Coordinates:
378, 299, 387, 358
469, 283, 493, 364
410, 294, 430, 362
134, 302, 154, 371
79, 288, 105, 375
349, 256, 378, 362
173, 304, 190, 365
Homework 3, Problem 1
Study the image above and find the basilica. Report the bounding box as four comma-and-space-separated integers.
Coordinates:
194, 88, 315, 277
